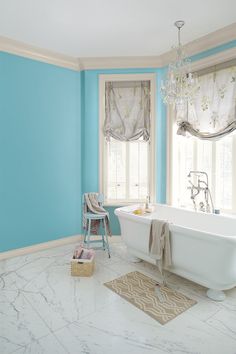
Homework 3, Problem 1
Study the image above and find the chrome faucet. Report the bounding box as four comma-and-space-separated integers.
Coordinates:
187, 171, 214, 213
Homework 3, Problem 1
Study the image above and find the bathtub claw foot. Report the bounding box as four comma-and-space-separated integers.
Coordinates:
207, 289, 226, 301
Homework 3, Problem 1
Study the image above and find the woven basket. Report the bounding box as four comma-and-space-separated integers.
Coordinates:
71, 258, 95, 277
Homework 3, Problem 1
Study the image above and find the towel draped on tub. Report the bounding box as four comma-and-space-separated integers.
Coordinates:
149, 219, 172, 274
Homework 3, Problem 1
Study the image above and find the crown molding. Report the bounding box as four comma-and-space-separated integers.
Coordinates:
78, 55, 163, 70
0, 36, 80, 71
0, 22, 235, 71
80, 22, 236, 70
190, 46, 236, 72
158, 22, 236, 67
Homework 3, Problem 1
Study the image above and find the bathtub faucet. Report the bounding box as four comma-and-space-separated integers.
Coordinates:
187, 171, 214, 213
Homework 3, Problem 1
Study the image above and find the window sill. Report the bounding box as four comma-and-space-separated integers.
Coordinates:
104, 201, 144, 207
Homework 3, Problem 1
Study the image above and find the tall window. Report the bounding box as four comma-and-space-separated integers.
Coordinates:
170, 62, 236, 213
171, 128, 236, 213
99, 74, 155, 204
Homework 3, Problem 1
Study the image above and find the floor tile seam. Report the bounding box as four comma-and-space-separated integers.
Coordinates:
22, 284, 113, 334
19, 256, 68, 290
21, 292, 55, 336
72, 322, 167, 351
20, 267, 122, 329
49, 332, 70, 354
9, 331, 68, 354
180, 311, 236, 343
50, 308, 105, 334
5, 253, 60, 274
0, 287, 21, 293
95, 259, 123, 267
200, 306, 222, 322
103, 262, 126, 276
6, 331, 53, 354
205, 317, 236, 342
218, 296, 236, 310
0, 335, 26, 354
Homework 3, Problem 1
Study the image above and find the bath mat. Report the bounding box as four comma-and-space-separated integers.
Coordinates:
104, 271, 197, 325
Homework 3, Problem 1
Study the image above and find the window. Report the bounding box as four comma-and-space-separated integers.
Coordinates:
99, 74, 155, 205
170, 119, 236, 213
169, 61, 236, 214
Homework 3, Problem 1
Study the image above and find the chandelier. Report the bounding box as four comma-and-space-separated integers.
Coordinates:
161, 21, 199, 114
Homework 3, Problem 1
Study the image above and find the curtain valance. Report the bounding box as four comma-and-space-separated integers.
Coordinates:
104, 80, 150, 141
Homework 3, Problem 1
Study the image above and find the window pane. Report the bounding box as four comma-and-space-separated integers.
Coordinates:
172, 131, 194, 208
129, 141, 148, 199
215, 136, 233, 209
107, 140, 126, 200
106, 138, 148, 201
171, 123, 234, 212
196, 140, 212, 187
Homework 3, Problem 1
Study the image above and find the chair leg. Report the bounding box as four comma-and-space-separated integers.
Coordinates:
102, 220, 105, 250
87, 219, 91, 249
83, 219, 88, 245
104, 220, 111, 258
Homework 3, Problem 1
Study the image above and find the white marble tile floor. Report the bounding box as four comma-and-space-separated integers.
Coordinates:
1, 237, 236, 354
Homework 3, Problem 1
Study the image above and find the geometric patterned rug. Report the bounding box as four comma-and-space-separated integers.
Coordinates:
104, 271, 197, 325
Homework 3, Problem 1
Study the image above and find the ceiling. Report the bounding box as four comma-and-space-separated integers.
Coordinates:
0, 0, 235, 58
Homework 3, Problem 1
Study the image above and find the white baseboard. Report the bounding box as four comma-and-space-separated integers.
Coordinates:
0, 234, 82, 261
0, 234, 122, 261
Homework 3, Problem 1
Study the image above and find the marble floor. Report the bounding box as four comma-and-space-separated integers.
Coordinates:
1, 237, 236, 354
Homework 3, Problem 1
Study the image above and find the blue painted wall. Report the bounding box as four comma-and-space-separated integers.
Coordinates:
1, 39, 236, 250
0, 53, 82, 252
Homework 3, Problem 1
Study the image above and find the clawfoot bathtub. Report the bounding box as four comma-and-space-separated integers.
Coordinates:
115, 204, 236, 301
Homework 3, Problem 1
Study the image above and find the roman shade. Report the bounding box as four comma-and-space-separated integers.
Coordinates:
177, 65, 236, 140
104, 80, 150, 141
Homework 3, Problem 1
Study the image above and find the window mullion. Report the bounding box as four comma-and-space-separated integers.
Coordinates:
147, 141, 150, 200
211, 141, 216, 207
104, 141, 108, 201
193, 139, 197, 171
126, 142, 130, 200
138, 142, 140, 199
232, 136, 236, 212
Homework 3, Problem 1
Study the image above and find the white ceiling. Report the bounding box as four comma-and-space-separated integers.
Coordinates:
0, 0, 235, 58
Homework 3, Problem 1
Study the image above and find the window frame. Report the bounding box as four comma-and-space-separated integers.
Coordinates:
99, 73, 156, 206
167, 53, 236, 214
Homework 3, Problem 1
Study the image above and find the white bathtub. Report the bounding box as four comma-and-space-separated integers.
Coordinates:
115, 204, 236, 300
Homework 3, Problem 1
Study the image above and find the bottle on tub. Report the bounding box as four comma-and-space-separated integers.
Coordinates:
145, 196, 152, 213
145, 196, 149, 210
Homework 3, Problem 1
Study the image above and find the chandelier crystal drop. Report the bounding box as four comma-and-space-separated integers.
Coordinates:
161, 21, 199, 114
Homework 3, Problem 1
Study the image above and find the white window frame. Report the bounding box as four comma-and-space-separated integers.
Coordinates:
99, 73, 156, 206
167, 51, 236, 213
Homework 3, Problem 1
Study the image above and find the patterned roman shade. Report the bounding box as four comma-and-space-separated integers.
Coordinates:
177, 65, 236, 140
104, 80, 151, 141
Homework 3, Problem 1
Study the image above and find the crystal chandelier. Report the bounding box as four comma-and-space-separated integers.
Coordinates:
161, 21, 199, 114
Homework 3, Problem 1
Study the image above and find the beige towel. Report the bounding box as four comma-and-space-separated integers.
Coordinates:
149, 220, 172, 273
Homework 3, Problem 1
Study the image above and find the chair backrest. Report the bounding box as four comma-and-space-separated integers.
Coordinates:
97, 193, 104, 206
82, 193, 104, 208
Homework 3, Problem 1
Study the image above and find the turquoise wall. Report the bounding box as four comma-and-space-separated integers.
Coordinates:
0, 53, 82, 252
1, 39, 236, 250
